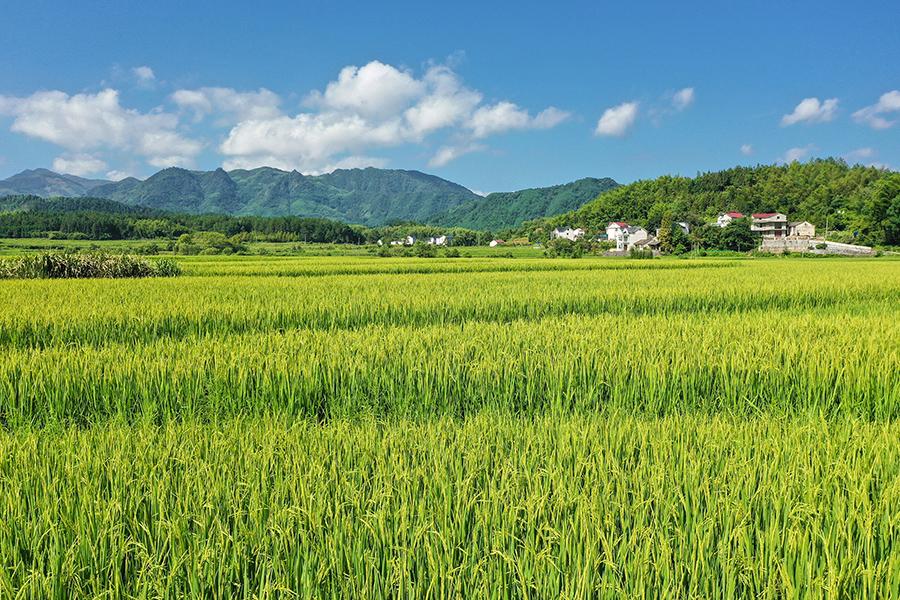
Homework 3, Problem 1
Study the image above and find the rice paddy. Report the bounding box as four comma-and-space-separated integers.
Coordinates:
1, 255, 899, 597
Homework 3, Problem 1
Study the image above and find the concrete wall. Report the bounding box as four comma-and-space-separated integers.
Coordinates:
760, 238, 874, 255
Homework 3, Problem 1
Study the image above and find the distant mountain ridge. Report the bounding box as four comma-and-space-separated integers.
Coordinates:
0, 166, 616, 228
428, 177, 619, 230
0, 168, 108, 198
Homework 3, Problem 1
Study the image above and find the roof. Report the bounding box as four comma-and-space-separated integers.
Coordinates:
609, 221, 628, 227
725, 211, 744, 218
752, 212, 784, 219
789, 221, 813, 226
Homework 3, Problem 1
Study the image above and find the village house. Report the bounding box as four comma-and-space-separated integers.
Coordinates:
428, 235, 450, 246
606, 222, 649, 251
751, 213, 788, 238
789, 221, 816, 238
716, 212, 745, 227
489, 239, 505, 247
390, 235, 416, 246
550, 227, 585, 241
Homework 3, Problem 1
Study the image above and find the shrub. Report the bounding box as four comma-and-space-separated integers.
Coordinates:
0, 252, 181, 279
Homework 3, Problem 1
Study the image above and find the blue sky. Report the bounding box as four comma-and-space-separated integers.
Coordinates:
0, 0, 897, 192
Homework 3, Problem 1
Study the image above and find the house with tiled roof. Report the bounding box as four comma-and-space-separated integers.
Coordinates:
716, 212, 745, 227
751, 213, 788, 238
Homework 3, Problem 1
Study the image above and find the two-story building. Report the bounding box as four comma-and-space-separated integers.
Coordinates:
606, 222, 650, 251
751, 213, 788, 238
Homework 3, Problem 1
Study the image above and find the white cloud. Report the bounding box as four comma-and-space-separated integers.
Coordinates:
172, 87, 282, 124
672, 87, 695, 111
105, 169, 137, 181
740, 144, 754, 156
52, 154, 108, 176
852, 90, 900, 130
220, 61, 568, 171
133, 66, 155, 83
779, 144, 815, 164
844, 147, 875, 162
403, 65, 482, 138
306, 61, 426, 119
0, 88, 202, 168
781, 97, 838, 126
428, 143, 486, 167
466, 102, 568, 138
595, 101, 639, 137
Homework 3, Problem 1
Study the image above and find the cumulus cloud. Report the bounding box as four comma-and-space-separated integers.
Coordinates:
52, 154, 108, 176
0, 88, 202, 168
219, 61, 568, 171
172, 87, 282, 124
671, 87, 695, 111
306, 61, 426, 120
852, 90, 900, 130
595, 101, 639, 137
781, 97, 838, 126
740, 144, 754, 156
779, 144, 815, 164
428, 143, 486, 167
133, 66, 155, 83
466, 102, 569, 138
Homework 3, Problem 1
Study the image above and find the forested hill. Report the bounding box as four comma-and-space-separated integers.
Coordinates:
0, 168, 107, 197
81, 167, 482, 227
428, 177, 619, 230
538, 159, 900, 246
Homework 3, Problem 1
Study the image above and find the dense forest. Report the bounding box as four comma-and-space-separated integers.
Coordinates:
0, 196, 366, 244
428, 177, 618, 230
535, 160, 900, 246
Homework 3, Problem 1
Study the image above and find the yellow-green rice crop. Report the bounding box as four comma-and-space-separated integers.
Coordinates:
0, 256, 898, 597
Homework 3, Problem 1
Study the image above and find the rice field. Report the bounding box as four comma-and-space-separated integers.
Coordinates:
1, 255, 899, 597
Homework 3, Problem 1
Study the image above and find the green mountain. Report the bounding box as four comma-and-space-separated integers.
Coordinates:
0, 168, 108, 197
429, 177, 619, 230
88, 166, 482, 226
539, 159, 900, 246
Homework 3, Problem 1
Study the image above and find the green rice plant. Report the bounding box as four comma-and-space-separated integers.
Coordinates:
0, 414, 897, 598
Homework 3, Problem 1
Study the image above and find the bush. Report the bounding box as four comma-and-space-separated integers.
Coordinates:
0, 252, 181, 279
628, 247, 655, 259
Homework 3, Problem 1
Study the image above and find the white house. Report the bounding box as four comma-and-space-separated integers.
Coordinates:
789, 221, 816, 238
550, 227, 585, 241
607, 222, 649, 250
428, 235, 449, 246
716, 212, 745, 227
751, 213, 788, 239
489, 239, 505, 247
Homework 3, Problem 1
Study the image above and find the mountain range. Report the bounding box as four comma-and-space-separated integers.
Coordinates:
0, 167, 617, 229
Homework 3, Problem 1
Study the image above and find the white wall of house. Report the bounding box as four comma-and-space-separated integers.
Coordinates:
751, 213, 788, 238
551, 227, 585, 241
789, 222, 815, 238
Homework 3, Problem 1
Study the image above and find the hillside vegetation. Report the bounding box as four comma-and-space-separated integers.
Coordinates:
67, 167, 481, 226
538, 159, 900, 246
429, 177, 618, 229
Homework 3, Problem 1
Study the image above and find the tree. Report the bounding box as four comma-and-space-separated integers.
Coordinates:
658, 212, 674, 253
720, 219, 757, 251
